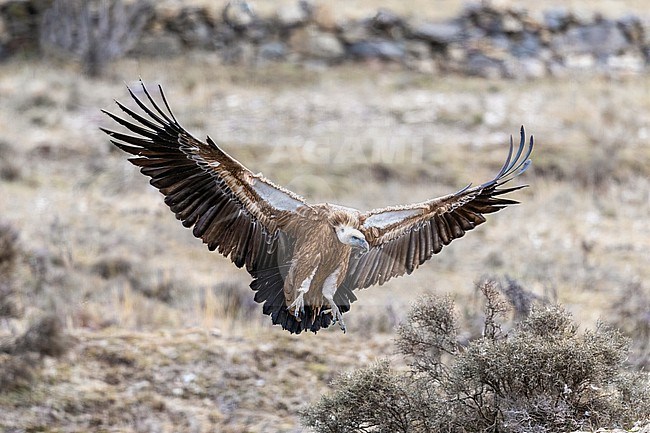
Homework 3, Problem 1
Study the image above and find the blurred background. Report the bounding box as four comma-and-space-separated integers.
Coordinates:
0, 0, 649, 431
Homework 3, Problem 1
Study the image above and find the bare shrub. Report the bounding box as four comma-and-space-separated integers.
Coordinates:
608, 282, 650, 370
12, 314, 73, 358
302, 361, 414, 433
0, 140, 22, 182
212, 281, 258, 322
302, 280, 650, 432
91, 254, 133, 280
129, 269, 176, 304
0, 314, 74, 392
39, 0, 152, 77
0, 222, 22, 319
0, 352, 41, 392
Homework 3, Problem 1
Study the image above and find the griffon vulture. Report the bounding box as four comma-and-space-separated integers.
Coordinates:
101, 81, 533, 334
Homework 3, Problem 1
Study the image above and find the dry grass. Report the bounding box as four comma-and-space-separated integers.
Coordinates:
1, 50, 649, 430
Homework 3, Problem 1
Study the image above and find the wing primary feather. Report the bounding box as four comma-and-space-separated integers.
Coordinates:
164, 175, 213, 206
138, 80, 176, 126
495, 137, 515, 179
503, 129, 533, 180
507, 126, 526, 173
126, 86, 169, 128
101, 129, 152, 150
157, 84, 180, 125
101, 109, 160, 141
172, 185, 217, 220
182, 192, 225, 228
107, 139, 141, 155
113, 99, 169, 134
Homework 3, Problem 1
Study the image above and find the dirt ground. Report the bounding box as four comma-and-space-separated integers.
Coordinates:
1, 31, 649, 432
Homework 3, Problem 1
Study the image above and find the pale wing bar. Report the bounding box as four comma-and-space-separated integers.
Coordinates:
101, 81, 300, 271
345, 127, 533, 290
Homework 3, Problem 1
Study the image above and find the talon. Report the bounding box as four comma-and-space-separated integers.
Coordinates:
289, 293, 305, 319
329, 303, 346, 333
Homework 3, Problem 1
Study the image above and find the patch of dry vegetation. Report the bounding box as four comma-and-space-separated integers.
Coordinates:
303, 281, 650, 432
0, 222, 74, 395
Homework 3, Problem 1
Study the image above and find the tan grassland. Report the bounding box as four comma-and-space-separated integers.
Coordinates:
1, 44, 649, 432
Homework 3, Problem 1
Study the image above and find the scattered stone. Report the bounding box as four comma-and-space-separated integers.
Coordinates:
410, 21, 464, 44
289, 25, 344, 61
339, 20, 372, 44
466, 52, 504, 78
348, 40, 405, 61
617, 14, 645, 44
371, 9, 404, 39
405, 40, 431, 60
170, 7, 215, 48
564, 53, 596, 69
222, 0, 255, 30
276, 2, 310, 27
258, 41, 286, 61
552, 21, 630, 57
507, 57, 547, 78
502, 13, 524, 33
543, 8, 572, 32
373, 9, 403, 32
510, 31, 541, 58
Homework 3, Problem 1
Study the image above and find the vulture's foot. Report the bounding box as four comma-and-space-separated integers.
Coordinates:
289, 293, 305, 318
330, 304, 346, 333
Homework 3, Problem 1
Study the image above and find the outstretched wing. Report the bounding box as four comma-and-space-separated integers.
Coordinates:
101, 81, 311, 271
342, 127, 533, 290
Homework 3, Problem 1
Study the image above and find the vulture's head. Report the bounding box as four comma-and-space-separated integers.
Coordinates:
334, 226, 369, 253
328, 209, 369, 253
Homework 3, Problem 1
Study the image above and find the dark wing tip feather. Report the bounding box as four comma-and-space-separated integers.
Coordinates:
158, 84, 179, 124
488, 126, 534, 188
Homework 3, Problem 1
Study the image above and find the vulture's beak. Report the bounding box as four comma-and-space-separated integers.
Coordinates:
353, 237, 370, 254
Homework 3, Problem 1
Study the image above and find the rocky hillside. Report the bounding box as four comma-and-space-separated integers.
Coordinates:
1, 0, 649, 78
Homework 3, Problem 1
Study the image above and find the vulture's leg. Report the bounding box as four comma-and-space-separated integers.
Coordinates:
322, 268, 346, 333
289, 268, 316, 318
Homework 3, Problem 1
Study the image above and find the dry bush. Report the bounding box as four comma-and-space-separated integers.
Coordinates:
0, 314, 74, 392
302, 280, 650, 433
0, 222, 22, 319
302, 361, 414, 433
0, 352, 41, 392
608, 282, 650, 370
39, 0, 152, 77
0, 139, 22, 182
210, 281, 258, 322
91, 254, 133, 280
11, 314, 73, 358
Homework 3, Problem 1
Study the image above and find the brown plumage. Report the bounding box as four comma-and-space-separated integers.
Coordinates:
101, 81, 534, 334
